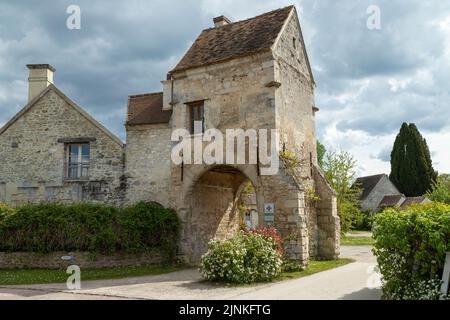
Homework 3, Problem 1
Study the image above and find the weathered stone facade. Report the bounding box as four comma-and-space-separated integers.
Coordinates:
0, 84, 125, 206
0, 6, 340, 267
124, 7, 340, 265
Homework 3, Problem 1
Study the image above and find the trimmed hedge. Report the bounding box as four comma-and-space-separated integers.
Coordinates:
373, 203, 450, 300
0, 202, 180, 260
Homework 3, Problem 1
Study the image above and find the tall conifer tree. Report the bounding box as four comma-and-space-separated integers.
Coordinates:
390, 123, 437, 196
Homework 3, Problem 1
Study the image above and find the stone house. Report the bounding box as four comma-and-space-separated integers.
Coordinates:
0, 6, 339, 265
0, 65, 125, 206
124, 6, 339, 265
354, 174, 431, 212
354, 174, 401, 212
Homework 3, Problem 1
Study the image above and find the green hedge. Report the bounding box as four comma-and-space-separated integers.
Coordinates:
0, 202, 180, 260
373, 203, 450, 300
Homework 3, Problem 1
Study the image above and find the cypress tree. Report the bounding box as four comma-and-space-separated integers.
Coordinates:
389, 123, 437, 196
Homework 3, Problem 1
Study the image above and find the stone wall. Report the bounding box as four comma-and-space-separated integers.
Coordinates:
0, 89, 125, 205
314, 165, 340, 260
125, 123, 172, 207
0, 251, 162, 270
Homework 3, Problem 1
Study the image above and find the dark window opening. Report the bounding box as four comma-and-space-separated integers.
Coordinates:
188, 101, 205, 134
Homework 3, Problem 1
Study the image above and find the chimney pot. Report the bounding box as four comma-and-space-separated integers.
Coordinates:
213, 15, 231, 28
27, 64, 55, 102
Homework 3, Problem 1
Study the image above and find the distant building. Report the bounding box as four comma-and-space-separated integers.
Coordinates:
354, 174, 431, 213
354, 174, 401, 212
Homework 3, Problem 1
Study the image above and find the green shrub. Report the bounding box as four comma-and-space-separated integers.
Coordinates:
0, 202, 15, 219
200, 231, 282, 284
373, 203, 450, 300
353, 211, 373, 231
0, 202, 180, 260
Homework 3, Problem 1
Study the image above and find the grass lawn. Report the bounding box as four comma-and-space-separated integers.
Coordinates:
276, 258, 354, 281
341, 236, 375, 246
0, 265, 184, 286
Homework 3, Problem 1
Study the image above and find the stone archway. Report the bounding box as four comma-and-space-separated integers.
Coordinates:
184, 165, 258, 263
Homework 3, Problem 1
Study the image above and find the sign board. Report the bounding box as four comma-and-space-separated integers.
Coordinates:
61, 255, 75, 261
441, 252, 450, 295
264, 203, 275, 223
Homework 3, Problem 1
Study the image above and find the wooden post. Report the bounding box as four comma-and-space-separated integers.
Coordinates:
441, 252, 450, 295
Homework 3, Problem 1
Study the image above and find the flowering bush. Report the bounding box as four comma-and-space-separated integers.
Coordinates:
373, 203, 450, 300
247, 226, 284, 256
200, 231, 282, 283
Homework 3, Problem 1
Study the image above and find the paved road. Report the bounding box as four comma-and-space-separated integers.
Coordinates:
0, 246, 381, 300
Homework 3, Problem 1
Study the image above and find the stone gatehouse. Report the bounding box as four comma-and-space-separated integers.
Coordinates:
0, 6, 339, 265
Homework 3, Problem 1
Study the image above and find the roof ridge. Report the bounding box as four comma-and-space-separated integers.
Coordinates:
129, 92, 163, 98
203, 5, 294, 31
357, 173, 386, 179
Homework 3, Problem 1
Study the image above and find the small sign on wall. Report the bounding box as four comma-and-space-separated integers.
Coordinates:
264, 203, 275, 223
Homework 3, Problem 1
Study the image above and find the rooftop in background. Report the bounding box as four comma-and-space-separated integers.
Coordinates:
353, 174, 386, 200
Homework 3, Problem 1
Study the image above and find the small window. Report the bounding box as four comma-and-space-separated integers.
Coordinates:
188, 101, 204, 134
293, 37, 297, 49
66, 143, 90, 179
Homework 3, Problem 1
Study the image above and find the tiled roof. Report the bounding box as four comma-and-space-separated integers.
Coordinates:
353, 174, 386, 200
400, 197, 430, 209
379, 194, 405, 207
126, 92, 172, 126
171, 6, 294, 73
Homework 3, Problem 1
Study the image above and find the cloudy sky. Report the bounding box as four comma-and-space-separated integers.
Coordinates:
1, 0, 449, 176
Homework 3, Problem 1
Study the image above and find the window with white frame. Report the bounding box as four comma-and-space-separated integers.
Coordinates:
66, 143, 90, 179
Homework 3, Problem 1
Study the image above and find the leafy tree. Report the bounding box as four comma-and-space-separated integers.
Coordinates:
426, 174, 450, 204
390, 123, 437, 197
317, 140, 326, 169
322, 150, 362, 233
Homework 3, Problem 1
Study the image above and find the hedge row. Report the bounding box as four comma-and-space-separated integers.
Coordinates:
0, 202, 180, 260
373, 203, 450, 300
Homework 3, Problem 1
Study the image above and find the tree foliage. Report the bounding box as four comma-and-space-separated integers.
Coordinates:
426, 174, 450, 204
322, 150, 362, 233
317, 140, 326, 169
390, 123, 437, 197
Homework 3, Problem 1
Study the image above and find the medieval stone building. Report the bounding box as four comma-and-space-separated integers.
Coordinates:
0, 6, 339, 265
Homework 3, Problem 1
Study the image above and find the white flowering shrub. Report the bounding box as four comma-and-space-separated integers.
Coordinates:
200, 231, 283, 283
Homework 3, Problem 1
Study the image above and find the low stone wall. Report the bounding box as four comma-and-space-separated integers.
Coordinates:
0, 251, 163, 270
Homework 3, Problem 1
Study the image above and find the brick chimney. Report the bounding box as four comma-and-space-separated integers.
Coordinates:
27, 64, 55, 102
213, 15, 231, 28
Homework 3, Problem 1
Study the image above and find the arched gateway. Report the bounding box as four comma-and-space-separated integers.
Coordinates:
170, 163, 340, 265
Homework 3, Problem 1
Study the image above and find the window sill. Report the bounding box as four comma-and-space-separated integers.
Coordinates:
64, 178, 90, 183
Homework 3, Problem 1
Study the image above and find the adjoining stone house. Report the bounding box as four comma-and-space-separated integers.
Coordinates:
354, 174, 431, 213
0, 65, 125, 206
0, 6, 339, 265
125, 6, 339, 265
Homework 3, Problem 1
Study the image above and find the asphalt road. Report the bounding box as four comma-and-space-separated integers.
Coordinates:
0, 245, 381, 300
